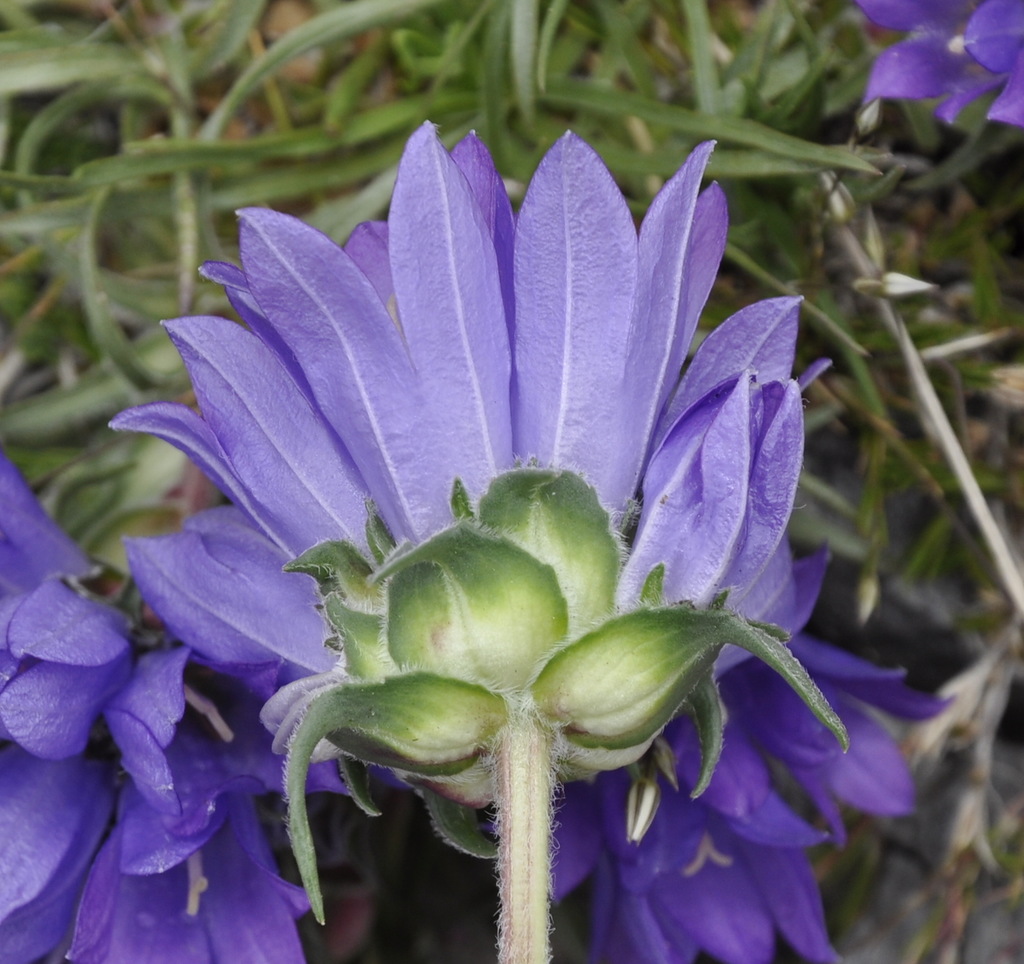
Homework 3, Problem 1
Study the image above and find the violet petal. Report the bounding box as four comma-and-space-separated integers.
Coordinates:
512, 132, 639, 508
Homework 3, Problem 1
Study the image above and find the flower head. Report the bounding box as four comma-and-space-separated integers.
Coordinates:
115, 123, 851, 946
854, 0, 1024, 126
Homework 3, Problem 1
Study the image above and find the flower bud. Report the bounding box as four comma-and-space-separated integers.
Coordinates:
532, 607, 724, 761
286, 671, 507, 922
379, 522, 568, 689
533, 604, 849, 776
292, 672, 507, 778
478, 468, 620, 634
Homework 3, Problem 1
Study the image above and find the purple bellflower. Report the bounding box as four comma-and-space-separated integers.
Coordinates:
0, 450, 308, 963
854, 0, 1024, 127
112, 124, 933, 961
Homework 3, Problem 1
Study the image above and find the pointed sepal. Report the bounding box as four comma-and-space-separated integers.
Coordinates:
365, 501, 397, 564
450, 477, 474, 520
338, 757, 381, 817
731, 618, 849, 751
322, 593, 393, 680
285, 539, 377, 604
681, 675, 724, 798
422, 789, 497, 859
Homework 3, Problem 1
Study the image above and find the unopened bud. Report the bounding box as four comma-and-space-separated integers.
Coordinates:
821, 172, 856, 223
532, 607, 724, 763
855, 98, 882, 139
380, 522, 568, 690
478, 468, 620, 635
626, 775, 662, 843
854, 272, 935, 299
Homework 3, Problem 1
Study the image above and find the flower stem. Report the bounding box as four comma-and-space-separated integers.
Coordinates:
495, 710, 554, 964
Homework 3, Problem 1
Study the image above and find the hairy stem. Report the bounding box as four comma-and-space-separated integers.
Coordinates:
495, 711, 554, 964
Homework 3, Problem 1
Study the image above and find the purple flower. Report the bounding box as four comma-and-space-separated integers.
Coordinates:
113, 125, 733, 551
854, 0, 1024, 126
0, 450, 306, 963
0, 747, 113, 962
116, 127, 805, 670
110, 123, 930, 961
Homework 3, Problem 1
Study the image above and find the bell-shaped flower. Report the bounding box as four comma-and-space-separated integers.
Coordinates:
0, 449, 307, 963
107, 123, 929, 958
70, 795, 307, 964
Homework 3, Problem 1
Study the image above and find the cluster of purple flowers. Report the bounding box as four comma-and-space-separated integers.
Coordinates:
2, 124, 942, 963
0, 451, 312, 961
855, 0, 1024, 127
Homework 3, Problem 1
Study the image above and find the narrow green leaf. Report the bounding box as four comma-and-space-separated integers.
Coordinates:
593, 0, 658, 99
683, 676, 723, 798
510, 0, 538, 124
79, 188, 170, 390
535, 0, 570, 92
542, 79, 878, 174
0, 331, 182, 445
0, 44, 143, 95
192, 0, 266, 78
679, 0, 720, 114
422, 790, 497, 859
338, 758, 382, 817
0, 171, 82, 194
200, 0, 449, 139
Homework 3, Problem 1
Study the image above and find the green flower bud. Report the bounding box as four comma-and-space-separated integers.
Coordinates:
379, 522, 569, 690
478, 468, 620, 635
286, 671, 507, 923
532, 607, 724, 761
534, 605, 848, 778
313, 672, 508, 776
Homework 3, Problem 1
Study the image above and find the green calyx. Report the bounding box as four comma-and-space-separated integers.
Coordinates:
280, 467, 849, 917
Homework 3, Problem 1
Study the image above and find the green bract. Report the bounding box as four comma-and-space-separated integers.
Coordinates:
280, 468, 848, 922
